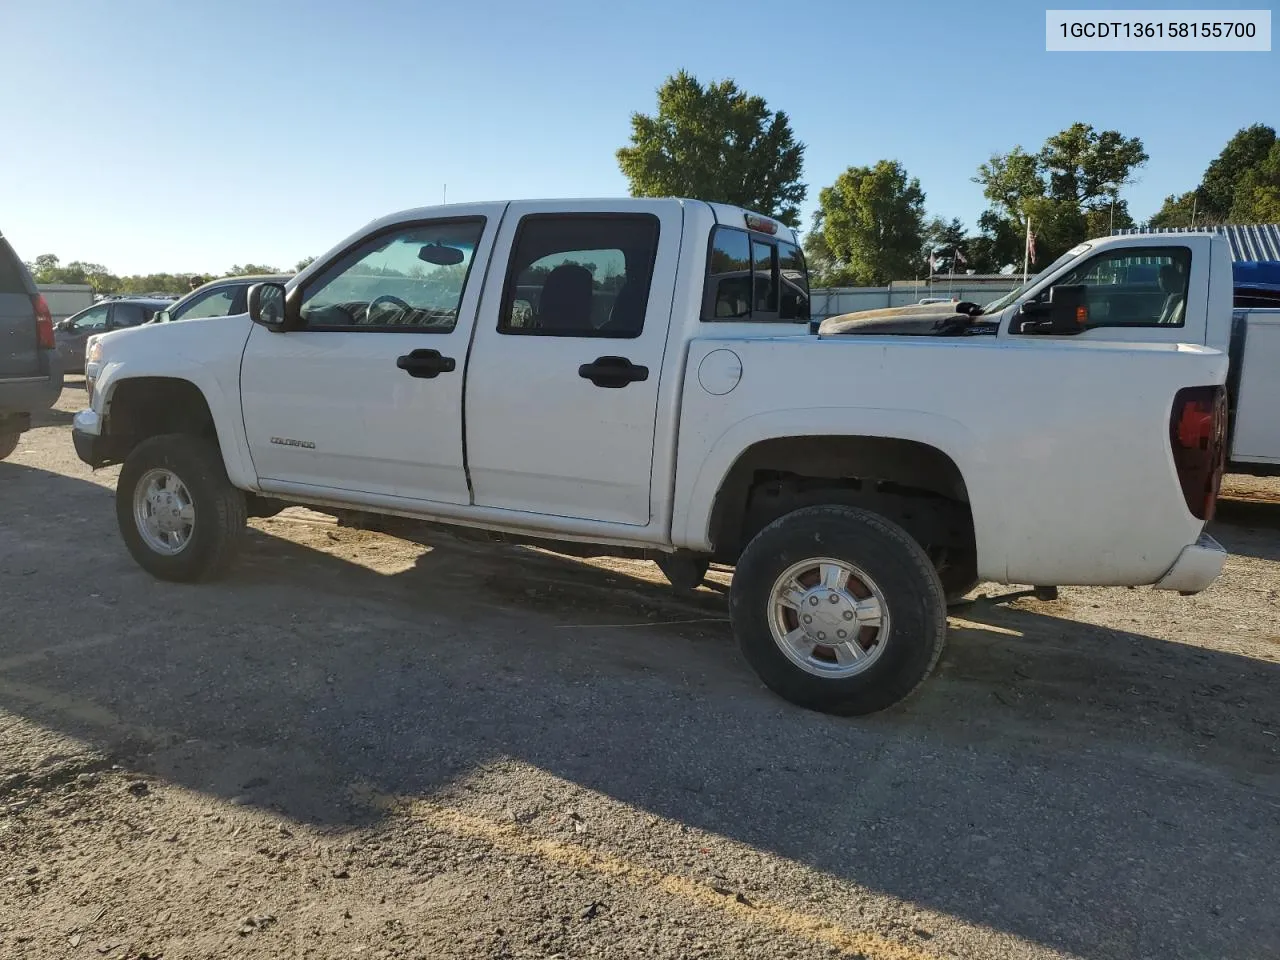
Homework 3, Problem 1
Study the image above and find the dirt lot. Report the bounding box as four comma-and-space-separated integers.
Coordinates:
2, 382, 1279, 960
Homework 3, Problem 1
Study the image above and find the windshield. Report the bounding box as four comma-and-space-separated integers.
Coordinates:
981, 246, 1088, 314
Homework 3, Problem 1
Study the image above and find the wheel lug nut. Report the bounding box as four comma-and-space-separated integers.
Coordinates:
837, 630, 847, 639
843, 611, 854, 620
809, 597, 819, 606
829, 595, 839, 603
817, 632, 826, 640
802, 615, 812, 624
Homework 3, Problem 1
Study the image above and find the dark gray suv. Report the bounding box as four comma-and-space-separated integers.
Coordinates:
0, 232, 63, 461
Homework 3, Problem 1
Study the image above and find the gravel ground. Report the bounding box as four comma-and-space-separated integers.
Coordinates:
2, 383, 1278, 960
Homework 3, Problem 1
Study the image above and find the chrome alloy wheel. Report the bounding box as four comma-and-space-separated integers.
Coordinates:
132, 468, 195, 555
767, 557, 890, 678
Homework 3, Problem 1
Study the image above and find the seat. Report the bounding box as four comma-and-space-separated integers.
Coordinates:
537, 264, 594, 332
599, 278, 648, 335
1157, 264, 1186, 325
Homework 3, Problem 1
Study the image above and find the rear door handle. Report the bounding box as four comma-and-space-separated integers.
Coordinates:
578, 356, 648, 389
396, 348, 456, 379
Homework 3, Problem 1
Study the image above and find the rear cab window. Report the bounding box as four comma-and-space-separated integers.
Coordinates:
703, 223, 808, 323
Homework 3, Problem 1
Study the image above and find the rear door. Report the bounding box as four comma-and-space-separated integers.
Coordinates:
463, 200, 679, 525
0, 236, 39, 378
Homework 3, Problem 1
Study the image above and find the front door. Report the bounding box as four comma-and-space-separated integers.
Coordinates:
463, 201, 680, 526
240, 207, 502, 504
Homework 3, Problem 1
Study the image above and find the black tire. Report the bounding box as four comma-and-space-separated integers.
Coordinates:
116, 433, 247, 582
729, 505, 946, 716
0, 431, 20, 461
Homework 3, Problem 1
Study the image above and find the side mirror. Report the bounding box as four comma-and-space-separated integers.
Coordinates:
153, 310, 171, 324
247, 282, 294, 331
56, 319, 72, 332
1017, 284, 1089, 335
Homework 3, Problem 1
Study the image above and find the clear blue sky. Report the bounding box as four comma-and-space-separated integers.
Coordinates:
1, 0, 1274, 274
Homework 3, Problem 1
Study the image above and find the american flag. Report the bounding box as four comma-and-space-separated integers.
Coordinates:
1027, 230, 1038, 265
954, 247, 967, 266
928, 251, 937, 275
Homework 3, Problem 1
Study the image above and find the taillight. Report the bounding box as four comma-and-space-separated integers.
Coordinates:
1169, 385, 1227, 522
32, 294, 55, 349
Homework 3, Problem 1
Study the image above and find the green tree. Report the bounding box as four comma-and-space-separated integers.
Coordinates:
1201, 124, 1276, 220
1149, 125, 1277, 226
226, 263, 281, 277
1229, 141, 1280, 223
809, 161, 926, 285
616, 70, 806, 226
922, 217, 968, 274
1149, 190, 1204, 228
295, 256, 316, 271
974, 123, 1147, 267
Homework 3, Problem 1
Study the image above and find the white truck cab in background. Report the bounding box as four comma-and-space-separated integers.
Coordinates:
72, 199, 1232, 715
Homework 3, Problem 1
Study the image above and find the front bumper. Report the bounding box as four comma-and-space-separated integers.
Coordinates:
72, 408, 108, 467
1153, 533, 1227, 594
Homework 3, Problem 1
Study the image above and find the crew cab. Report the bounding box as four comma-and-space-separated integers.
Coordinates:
71, 199, 1231, 715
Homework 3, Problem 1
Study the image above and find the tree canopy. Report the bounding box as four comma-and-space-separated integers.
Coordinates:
972, 123, 1147, 268
1151, 125, 1278, 226
617, 71, 806, 226
27, 255, 287, 295
804, 161, 925, 285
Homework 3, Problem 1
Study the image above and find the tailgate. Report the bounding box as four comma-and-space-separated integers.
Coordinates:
0, 236, 39, 378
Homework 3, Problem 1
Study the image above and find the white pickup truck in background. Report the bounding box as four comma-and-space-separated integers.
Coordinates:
72, 199, 1230, 715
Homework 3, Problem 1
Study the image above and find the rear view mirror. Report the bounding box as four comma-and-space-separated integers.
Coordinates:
1017, 284, 1089, 335
418, 243, 464, 266
247, 282, 290, 330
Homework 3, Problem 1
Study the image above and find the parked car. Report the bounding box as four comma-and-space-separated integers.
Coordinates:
149, 275, 291, 325
0, 231, 63, 460
72, 199, 1229, 716
55, 298, 170, 373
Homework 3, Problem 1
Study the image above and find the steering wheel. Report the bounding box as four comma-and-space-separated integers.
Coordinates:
367, 294, 412, 324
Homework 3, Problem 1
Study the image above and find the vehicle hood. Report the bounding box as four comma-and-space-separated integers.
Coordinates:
818, 301, 984, 336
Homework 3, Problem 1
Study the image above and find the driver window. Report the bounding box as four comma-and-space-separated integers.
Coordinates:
1056, 246, 1191, 327
70, 305, 109, 332
299, 218, 486, 332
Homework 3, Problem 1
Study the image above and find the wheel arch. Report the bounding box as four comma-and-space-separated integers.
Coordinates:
98, 375, 254, 486
675, 411, 1002, 579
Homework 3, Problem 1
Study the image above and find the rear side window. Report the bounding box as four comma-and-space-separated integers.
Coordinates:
0, 239, 32, 295
703, 226, 808, 322
499, 215, 660, 338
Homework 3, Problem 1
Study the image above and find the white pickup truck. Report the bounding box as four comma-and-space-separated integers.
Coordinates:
72, 199, 1231, 715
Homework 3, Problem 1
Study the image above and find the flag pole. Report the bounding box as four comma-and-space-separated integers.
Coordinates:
1022, 217, 1031, 285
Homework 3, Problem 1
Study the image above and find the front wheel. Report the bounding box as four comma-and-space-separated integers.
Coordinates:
0, 431, 20, 461
116, 434, 247, 582
729, 505, 947, 716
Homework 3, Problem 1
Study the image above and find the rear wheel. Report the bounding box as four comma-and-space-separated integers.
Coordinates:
729, 505, 946, 715
0, 431, 19, 461
116, 434, 247, 582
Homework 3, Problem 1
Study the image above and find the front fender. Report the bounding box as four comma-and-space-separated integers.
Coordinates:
89, 318, 258, 490
672, 407, 1006, 580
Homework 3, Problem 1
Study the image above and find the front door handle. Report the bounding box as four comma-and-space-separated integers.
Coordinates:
578, 356, 649, 389
396, 348, 456, 378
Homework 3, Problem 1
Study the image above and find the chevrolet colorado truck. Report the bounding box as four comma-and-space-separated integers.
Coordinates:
71, 199, 1230, 715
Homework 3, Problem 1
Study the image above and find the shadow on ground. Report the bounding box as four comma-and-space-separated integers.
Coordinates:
2, 461, 1278, 960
